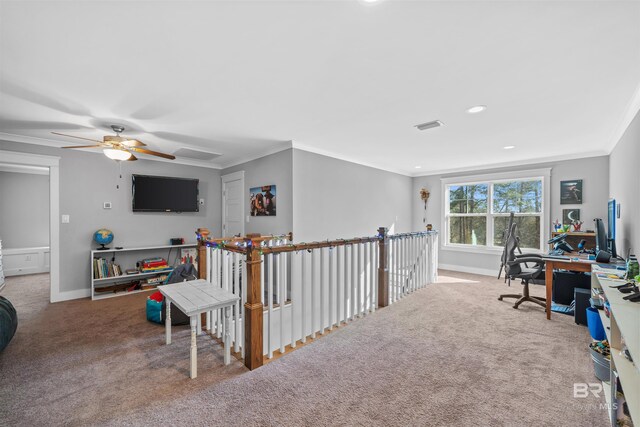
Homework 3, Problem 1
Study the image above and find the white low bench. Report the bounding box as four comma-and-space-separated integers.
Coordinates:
160, 279, 239, 379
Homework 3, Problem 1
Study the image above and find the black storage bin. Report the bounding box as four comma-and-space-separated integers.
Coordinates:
553, 271, 590, 305
574, 288, 591, 326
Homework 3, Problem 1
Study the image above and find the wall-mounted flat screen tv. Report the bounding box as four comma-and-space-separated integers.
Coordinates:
132, 174, 199, 212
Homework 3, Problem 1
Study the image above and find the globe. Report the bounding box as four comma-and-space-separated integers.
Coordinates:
94, 228, 114, 250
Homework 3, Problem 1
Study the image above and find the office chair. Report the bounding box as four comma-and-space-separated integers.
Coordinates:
498, 223, 546, 310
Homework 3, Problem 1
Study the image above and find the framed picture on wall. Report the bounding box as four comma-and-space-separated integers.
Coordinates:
560, 179, 582, 204
249, 185, 276, 216
562, 209, 580, 226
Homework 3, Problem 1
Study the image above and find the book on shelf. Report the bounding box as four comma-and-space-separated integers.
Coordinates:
93, 257, 123, 279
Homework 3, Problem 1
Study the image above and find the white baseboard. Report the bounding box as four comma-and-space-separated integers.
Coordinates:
52, 288, 90, 303
438, 263, 497, 277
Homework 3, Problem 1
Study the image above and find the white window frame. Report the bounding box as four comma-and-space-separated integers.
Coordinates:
441, 168, 551, 254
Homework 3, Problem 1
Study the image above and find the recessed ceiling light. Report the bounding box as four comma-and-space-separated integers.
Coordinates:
415, 166, 422, 169
362, 0, 380, 2
503, 145, 515, 150
467, 105, 487, 114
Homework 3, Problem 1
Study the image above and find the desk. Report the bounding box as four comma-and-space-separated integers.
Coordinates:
160, 279, 239, 379
543, 256, 594, 319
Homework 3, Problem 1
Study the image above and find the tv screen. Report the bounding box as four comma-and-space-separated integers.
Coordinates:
132, 175, 199, 212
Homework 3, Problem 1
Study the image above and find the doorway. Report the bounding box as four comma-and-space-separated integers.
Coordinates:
0, 150, 60, 302
221, 171, 245, 237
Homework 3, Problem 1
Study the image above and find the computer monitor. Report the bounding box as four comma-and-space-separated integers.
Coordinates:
595, 218, 607, 254
608, 199, 617, 258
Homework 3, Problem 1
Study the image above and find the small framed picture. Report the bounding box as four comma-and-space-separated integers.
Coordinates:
562, 209, 580, 226
249, 185, 276, 216
560, 179, 582, 204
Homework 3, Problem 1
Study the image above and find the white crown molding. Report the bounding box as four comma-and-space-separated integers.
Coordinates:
219, 141, 294, 170
606, 80, 640, 154
290, 142, 411, 177
0, 132, 222, 170
411, 149, 608, 178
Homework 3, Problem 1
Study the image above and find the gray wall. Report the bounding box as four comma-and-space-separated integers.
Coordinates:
0, 171, 49, 248
221, 149, 293, 236
609, 108, 640, 257
0, 140, 221, 293
412, 156, 610, 273
292, 149, 413, 242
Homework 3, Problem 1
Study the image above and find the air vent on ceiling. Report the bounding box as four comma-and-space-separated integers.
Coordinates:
415, 120, 444, 131
173, 147, 222, 161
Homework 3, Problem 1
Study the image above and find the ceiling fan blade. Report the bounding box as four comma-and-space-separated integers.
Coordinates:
127, 153, 138, 161
51, 132, 103, 144
61, 145, 104, 149
121, 139, 146, 147
129, 147, 175, 160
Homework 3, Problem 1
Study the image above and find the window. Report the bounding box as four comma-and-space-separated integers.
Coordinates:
443, 171, 548, 252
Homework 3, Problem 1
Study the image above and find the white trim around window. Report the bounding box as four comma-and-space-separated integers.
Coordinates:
440, 168, 551, 254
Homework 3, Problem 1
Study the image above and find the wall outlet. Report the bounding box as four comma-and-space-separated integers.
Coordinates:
199, 198, 205, 206
103, 202, 112, 209
246, 215, 250, 223
61, 214, 70, 223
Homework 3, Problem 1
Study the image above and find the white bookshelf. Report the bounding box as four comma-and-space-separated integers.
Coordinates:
592, 267, 639, 426
90, 243, 196, 300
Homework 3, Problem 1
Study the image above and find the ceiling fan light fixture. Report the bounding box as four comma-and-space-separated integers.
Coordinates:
104, 148, 132, 161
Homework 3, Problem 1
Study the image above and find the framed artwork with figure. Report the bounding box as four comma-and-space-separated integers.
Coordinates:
560, 180, 582, 204
249, 185, 276, 216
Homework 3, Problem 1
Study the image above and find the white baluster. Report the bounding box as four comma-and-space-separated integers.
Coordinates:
329, 246, 334, 329
216, 251, 222, 338
206, 247, 212, 332
351, 243, 356, 319
362, 242, 367, 315
369, 241, 374, 312
320, 247, 326, 334
311, 249, 317, 338
301, 250, 307, 343
336, 246, 341, 326
279, 250, 285, 354
291, 251, 296, 349
268, 250, 274, 358
360, 242, 363, 312
394, 238, 399, 302
233, 252, 240, 353
343, 245, 349, 323
373, 241, 378, 311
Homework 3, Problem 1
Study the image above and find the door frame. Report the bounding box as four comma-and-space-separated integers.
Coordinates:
0, 150, 61, 303
221, 170, 245, 237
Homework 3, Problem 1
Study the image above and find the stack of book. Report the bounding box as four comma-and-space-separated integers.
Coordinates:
93, 258, 122, 279
139, 257, 171, 273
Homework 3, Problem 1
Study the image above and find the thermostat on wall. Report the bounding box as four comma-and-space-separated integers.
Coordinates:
103, 202, 112, 209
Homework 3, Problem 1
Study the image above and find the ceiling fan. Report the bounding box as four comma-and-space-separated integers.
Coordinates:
52, 125, 176, 161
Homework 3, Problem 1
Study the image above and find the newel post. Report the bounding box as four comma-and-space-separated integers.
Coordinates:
196, 228, 210, 280
244, 234, 264, 370
377, 227, 389, 308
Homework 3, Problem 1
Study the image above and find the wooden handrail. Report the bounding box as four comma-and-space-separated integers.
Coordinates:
257, 236, 381, 255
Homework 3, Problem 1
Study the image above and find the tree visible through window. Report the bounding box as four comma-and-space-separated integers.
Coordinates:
445, 178, 544, 251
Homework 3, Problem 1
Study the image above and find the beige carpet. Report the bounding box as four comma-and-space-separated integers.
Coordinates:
0, 271, 608, 426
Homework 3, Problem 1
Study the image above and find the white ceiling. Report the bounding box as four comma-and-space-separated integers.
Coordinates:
1, 1, 639, 175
